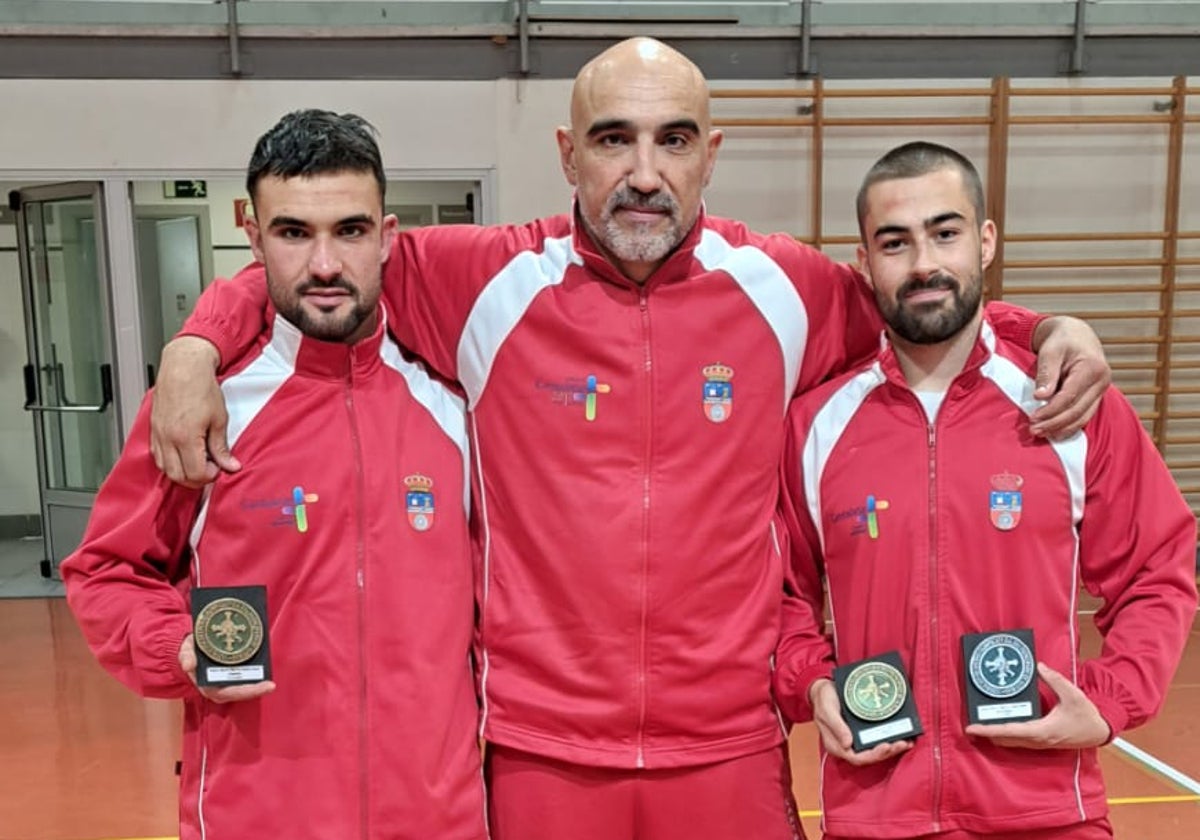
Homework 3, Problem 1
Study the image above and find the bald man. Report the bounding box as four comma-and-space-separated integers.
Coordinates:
148, 38, 1108, 840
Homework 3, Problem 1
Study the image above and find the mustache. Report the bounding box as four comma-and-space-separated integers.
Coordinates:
606, 187, 678, 215
899, 273, 958, 298
296, 276, 357, 296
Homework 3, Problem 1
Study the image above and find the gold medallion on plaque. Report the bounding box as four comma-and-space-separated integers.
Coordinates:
194, 597, 264, 665
843, 660, 907, 722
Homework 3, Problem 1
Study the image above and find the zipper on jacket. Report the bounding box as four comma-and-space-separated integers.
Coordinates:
636, 288, 653, 769
344, 376, 370, 840
926, 418, 943, 833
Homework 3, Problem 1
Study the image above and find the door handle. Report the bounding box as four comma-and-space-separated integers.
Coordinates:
23, 362, 114, 413
23, 364, 37, 409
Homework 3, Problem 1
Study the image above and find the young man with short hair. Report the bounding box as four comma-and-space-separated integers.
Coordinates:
62, 110, 485, 840
773, 141, 1197, 840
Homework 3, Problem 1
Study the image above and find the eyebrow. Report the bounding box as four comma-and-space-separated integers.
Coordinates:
585, 118, 702, 139
267, 213, 375, 229
871, 211, 967, 240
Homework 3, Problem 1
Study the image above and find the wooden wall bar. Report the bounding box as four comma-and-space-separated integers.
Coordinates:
712, 77, 1200, 510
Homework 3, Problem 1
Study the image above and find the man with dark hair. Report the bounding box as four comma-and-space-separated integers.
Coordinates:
245, 109, 387, 200
854, 142, 985, 238
62, 109, 487, 840
148, 42, 1109, 840
773, 141, 1197, 839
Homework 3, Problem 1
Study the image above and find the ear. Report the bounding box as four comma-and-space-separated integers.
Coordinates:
856, 244, 875, 290
556, 126, 579, 187
702, 129, 724, 187
979, 219, 997, 270
243, 207, 265, 265
380, 213, 400, 264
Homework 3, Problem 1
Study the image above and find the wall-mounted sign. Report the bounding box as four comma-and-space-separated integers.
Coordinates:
234, 198, 252, 228
437, 204, 473, 224
164, 180, 208, 199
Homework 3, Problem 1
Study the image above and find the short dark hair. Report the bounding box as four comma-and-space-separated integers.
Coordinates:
856, 141, 986, 237
246, 109, 386, 202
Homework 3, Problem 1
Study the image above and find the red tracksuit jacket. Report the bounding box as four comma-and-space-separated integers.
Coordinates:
63, 311, 486, 840
182, 209, 1043, 770
774, 321, 1197, 838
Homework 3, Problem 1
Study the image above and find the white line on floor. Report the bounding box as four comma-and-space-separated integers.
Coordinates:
1112, 737, 1200, 796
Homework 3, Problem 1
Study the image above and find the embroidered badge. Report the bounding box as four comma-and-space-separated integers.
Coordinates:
702, 363, 734, 423
989, 472, 1023, 531
535, 374, 611, 421
281, 486, 319, 533
404, 474, 435, 531
831, 494, 890, 539
583, 374, 611, 422
864, 494, 889, 539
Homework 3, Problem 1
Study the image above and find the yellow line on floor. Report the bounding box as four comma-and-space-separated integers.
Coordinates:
1107, 794, 1200, 805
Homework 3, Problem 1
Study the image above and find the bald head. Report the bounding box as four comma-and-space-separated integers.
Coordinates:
556, 38, 723, 283
570, 38, 711, 133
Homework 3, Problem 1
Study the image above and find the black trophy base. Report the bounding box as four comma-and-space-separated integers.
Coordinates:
962, 629, 1041, 725
191, 585, 272, 687
833, 650, 924, 752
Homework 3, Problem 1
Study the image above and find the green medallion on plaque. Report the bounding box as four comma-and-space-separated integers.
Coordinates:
843, 660, 907, 722
833, 650, 923, 752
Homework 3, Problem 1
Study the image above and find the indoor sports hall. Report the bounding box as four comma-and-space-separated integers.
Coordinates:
2, 2, 1198, 838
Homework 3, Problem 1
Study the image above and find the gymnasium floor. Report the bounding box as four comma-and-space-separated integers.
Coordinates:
1, 592, 1196, 839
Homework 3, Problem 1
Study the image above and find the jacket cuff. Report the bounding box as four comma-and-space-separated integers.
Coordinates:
1086, 691, 1130, 743
1020, 313, 1051, 353
177, 322, 234, 371
789, 662, 836, 721
152, 615, 197, 690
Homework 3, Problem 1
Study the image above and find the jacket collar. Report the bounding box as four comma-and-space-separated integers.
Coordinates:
568, 196, 707, 291
263, 302, 387, 381
876, 317, 997, 392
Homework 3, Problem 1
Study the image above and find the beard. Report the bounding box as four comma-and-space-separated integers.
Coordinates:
877, 269, 983, 345
593, 186, 683, 265
272, 275, 375, 342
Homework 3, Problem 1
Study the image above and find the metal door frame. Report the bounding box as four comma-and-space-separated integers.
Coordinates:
13, 181, 123, 575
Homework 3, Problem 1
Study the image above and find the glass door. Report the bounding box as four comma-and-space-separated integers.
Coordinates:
14, 182, 120, 576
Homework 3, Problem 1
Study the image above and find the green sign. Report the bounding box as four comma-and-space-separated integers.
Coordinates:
164, 180, 207, 199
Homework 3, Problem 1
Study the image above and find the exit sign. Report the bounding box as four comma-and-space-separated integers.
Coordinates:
163, 180, 207, 198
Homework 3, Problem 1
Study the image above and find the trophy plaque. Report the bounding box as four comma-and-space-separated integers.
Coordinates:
833, 650, 923, 752
961, 629, 1041, 725
191, 586, 271, 687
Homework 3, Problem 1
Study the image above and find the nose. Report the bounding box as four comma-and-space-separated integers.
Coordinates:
626, 137, 664, 195
911, 236, 939, 280
308, 235, 342, 281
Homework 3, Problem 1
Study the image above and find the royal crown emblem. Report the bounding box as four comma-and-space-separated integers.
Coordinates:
990, 472, 1024, 492
988, 471, 1023, 531
404, 474, 435, 532
702, 363, 735, 423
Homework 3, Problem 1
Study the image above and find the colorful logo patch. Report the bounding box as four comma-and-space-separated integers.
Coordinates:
702, 363, 734, 423
404, 474, 435, 532
831, 494, 891, 539
535, 375, 612, 422
989, 472, 1023, 531
281, 486, 319, 533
